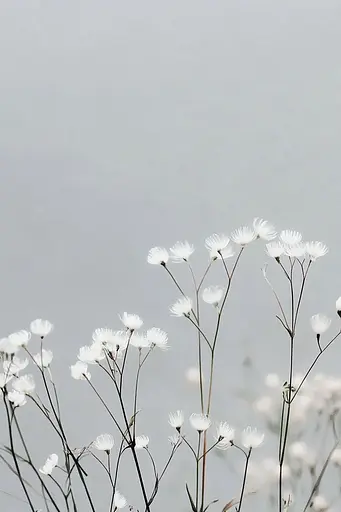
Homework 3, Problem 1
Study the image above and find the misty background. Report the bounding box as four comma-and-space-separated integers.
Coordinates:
1, 1, 341, 511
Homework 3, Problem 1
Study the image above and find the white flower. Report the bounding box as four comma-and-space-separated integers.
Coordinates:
311, 495, 329, 511
8, 330, 31, 348
0, 373, 13, 388
147, 247, 169, 265
147, 328, 169, 350
30, 319, 53, 338
241, 427, 264, 449
331, 448, 341, 466
120, 313, 143, 331
92, 328, 115, 344
189, 413, 211, 432
336, 296, 341, 315
102, 331, 129, 352
279, 230, 302, 246
39, 454, 58, 475
33, 349, 53, 368
170, 297, 192, 317
289, 441, 309, 461
202, 286, 224, 306
8, 390, 27, 407
70, 361, 91, 380
266, 241, 284, 258
0, 338, 19, 356
130, 333, 151, 349
305, 242, 328, 261
253, 396, 274, 414
135, 435, 149, 449
231, 226, 256, 246
93, 433, 115, 452
283, 243, 306, 258
3, 357, 29, 376
113, 491, 127, 509
168, 410, 184, 430
78, 344, 105, 364
186, 367, 202, 384
265, 373, 281, 388
310, 314, 331, 335
205, 234, 231, 260
12, 374, 35, 395
170, 241, 194, 262
215, 422, 235, 448
253, 218, 277, 241
168, 434, 181, 446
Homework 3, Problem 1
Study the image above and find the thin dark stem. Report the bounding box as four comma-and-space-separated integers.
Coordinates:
195, 433, 202, 512
237, 448, 252, 512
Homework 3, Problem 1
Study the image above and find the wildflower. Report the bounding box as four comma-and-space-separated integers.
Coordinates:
186, 367, 202, 384
170, 241, 194, 262
253, 218, 277, 241
102, 331, 129, 352
168, 410, 184, 431
3, 357, 29, 375
241, 427, 264, 449
147, 247, 169, 265
283, 243, 306, 258
147, 328, 169, 350
30, 319, 53, 338
12, 374, 35, 395
279, 230, 302, 246
8, 390, 27, 407
39, 454, 58, 475
70, 361, 91, 380
113, 491, 127, 509
170, 297, 192, 317
93, 434, 115, 452
168, 434, 181, 446
0, 338, 18, 357
0, 373, 13, 389
231, 226, 256, 246
78, 344, 105, 364
135, 435, 149, 449
92, 328, 115, 344
8, 330, 31, 348
130, 333, 151, 349
202, 286, 224, 307
305, 242, 328, 261
205, 234, 231, 260
33, 349, 53, 368
311, 495, 329, 511
310, 314, 331, 335
215, 422, 235, 448
288, 441, 309, 461
265, 241, 284, 259
189, 413, 211, 433
119, 313, 143, 331
253, 396, 274, 414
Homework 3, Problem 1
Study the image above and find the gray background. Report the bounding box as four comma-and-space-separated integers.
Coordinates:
1, 0, 341, 511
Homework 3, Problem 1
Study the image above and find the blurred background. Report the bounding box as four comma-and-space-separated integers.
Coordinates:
0, 1, 341, 510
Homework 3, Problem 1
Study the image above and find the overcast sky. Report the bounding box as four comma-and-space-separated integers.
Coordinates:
1, 1, 341, 511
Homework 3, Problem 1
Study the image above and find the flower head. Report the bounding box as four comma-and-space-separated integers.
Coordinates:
39, 454, 58, 475
168, 410, 184, 430
12, 374, 35, 395
92, 328, 115, 345
130, 333, 151, 349
231, 226, 256, 246
170, 297, 192, 317
215, 422, 234, 448
101, 331, 129, 353
186, 367, 202, 384
78, 344, 105, 364
253, 218, 277, 241
283, 243, 306, 258
70, 361, 91, 380
202, 286, 224, 307
33, 349, 53, 368
8, 330, 31, 348
168, 434, 181, 446
0, 338, 19, 356
147, 247, 169, 265
305, 241, 328, 261
3, 357, 29, 376
8, 390, 27, 407
205, 234, 231, 260
135, 435, 149, 449
279, 230, 302, 246
30, 319, 53, 338
241, 427, 264, 449
147, 328, 169, 350
311, 495, 329, 512
114, 491, 127, 509
189, 413, 211, 433
170, 241, 194, 262
93, 434, 114, 452
310, 314, 331, 335
120, 313, 143, 331
266, 241, 284, 259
